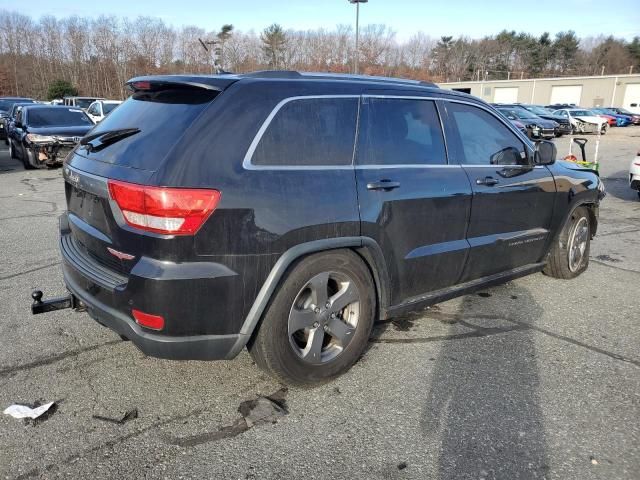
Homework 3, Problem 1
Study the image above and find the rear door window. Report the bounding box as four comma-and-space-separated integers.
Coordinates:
251, 97, 358, 167
77, 87, 218, 171
357, 98, 447, 165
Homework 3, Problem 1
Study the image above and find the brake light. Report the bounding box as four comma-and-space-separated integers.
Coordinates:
108, 180, 220, 235
132, 309, 164, 330
130, 81, 151, 90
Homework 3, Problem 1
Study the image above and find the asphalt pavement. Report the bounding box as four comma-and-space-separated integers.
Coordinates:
0, 129, 638, 479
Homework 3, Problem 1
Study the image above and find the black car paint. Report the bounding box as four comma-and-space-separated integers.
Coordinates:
58, 73, 602, 361
0, 97, 35, 140
10, 105, 93, 167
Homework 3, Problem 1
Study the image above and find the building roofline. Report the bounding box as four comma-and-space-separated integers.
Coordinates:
441, 73, 640, 86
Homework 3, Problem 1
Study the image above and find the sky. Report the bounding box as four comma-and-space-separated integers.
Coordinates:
4, 0, 640, 41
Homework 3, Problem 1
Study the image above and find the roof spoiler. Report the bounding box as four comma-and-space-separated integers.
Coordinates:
126, 75, 239, 93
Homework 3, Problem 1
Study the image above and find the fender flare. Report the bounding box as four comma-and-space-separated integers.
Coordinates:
235, 236, 389, 347
550, 198, 599, 252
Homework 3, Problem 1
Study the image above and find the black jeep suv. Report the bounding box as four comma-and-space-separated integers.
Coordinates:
39, 71, 604, 385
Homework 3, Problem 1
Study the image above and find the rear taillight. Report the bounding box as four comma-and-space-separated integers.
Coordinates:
132, 309, 164, 330
108, 180, 220, 235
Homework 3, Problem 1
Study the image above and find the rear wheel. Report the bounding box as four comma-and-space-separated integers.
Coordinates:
543, 206, 591, 279
249, 249, 375, 386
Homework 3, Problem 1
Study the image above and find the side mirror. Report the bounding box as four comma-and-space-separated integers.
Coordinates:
534, 140, 556, 166
490, 146, 523, 165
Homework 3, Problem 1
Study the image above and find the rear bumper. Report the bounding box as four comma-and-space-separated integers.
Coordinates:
59, 213, 249, 360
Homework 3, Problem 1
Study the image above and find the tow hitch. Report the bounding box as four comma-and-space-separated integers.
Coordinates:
31, 290, 85, 315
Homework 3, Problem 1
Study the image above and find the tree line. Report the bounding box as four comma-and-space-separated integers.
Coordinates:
0, 10, 638, 100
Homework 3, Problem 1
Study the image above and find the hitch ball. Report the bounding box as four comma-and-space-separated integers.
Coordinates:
32, 290, 43, 305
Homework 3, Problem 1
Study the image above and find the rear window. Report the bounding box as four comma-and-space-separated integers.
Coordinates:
251, 97, 358, 166
78, 88, 217, 171
27, 108, 93, 127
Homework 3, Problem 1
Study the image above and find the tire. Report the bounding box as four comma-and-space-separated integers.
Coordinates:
20, 143, 35, 170
543, 206, 591, 279
8, 139, 16, 159
600, 124, 607, 135
249, 249, 375, 386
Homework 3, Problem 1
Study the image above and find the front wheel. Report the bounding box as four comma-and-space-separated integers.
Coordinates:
249, 249, 375, 386
543, 206, 591, 279
600, 124, 607, 135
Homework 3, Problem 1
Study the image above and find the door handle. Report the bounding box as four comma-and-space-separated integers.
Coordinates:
367, 180, 401, 191
476, 176, 499, 186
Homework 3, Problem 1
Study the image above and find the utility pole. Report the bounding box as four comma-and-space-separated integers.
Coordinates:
348, 0, 368, 74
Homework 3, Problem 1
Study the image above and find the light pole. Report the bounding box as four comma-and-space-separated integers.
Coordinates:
349, 0, 367, 74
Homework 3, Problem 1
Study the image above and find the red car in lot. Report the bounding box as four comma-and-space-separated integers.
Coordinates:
594, 112, 616, 126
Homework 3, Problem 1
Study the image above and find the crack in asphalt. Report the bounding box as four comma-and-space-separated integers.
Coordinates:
0, 340, 121, 377
373, 311, 640, 368
12, 392, 259, 480
598, 228, 640, 237
0, 213, 58, 221
0, 261, 59, 281
591, 259, 640, 275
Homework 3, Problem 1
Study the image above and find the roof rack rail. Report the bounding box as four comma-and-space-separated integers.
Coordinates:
239, 70, 438, 88
242, 70, 303, 79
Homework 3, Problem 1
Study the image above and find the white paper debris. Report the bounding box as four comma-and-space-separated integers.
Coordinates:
3, 402, 54, 419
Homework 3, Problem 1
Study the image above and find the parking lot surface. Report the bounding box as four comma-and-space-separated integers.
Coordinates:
1, 129, 639, 479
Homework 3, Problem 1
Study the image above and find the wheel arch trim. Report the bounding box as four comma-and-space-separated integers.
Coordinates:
237, 236, 389, 341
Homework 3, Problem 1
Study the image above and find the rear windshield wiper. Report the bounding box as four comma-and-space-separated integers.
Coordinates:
80, 128, 140, 153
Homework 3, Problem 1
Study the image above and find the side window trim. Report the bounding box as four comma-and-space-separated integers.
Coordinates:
442, 98, 536, 167
243, 95, 360, 171
356, 94, 452, 168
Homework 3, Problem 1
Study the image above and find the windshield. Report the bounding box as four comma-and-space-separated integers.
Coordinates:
27, 108, 93, 127
497, 109, 518, 120
571, 110, 593, 116
526, 106, 553, 115
103, 103, 120, 114
511, 107, 538, 119
617, 108, 633, 115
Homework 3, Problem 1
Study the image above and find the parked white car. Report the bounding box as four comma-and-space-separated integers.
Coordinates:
86, 100, 122, 123
630, 152, 640, 200
552, 108, 608, 135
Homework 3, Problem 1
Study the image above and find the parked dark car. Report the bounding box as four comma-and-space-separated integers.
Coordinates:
0, 97, 35, 143
519, 104, 573, 136
493, 104, 558, 139
5, 102, 38, 145
607, 107, 640, 125
8, 105, 93, 169
32, 72, 604, 385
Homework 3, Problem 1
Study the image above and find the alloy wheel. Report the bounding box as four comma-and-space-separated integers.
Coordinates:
287, 271, 360, 364
568, 217, 589, 272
